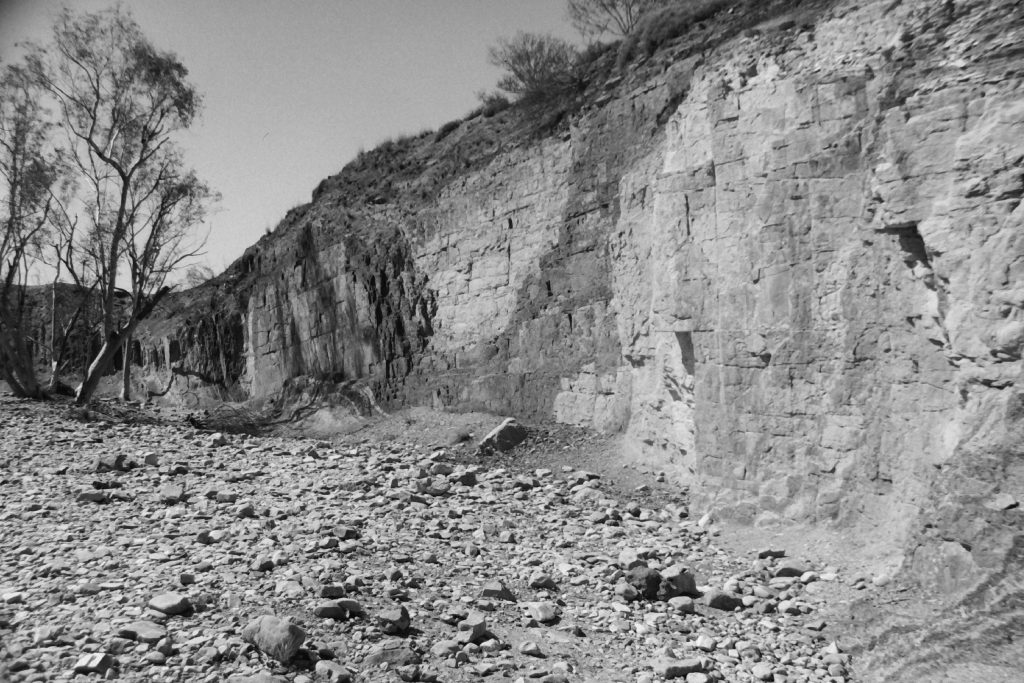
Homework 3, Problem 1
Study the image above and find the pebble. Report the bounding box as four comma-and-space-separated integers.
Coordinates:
526, 601, 559, 623
117, 620, 166, 643
76, 488, 108, 503
158, 483, 185, 504
314, 660, 352, 681
773, 558, 810, 578
0, 400, 860, 682
73, 652, 115, 674
378, 605, 411, 634
694, 634, 716, 651
626, 566, 662, 599
147, 592, 192, 615
481, 580, 516, 601
615, 581, 640, 602
529, 572, 559, 590
668, 596, 696, 614
458, 611, 488, 643
652, 657, 704, 679
362, 641, 420, 667
703, 588, 743, 611
241, 614, 306, 662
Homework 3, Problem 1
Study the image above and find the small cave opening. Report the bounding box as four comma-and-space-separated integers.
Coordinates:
885, 222, 931, 269
886, 222, 950, 320
675, 331, 696, 377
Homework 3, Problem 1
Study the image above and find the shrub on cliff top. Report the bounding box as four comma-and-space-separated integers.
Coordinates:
616, 0, 732, 69
488, 32, 581, 106
472, 91, 512, 118
434, 118, 462, 142
567, 0, 666, 39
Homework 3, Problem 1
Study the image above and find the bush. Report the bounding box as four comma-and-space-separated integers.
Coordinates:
616, 0, 731, 68
184, 264, 216, 288
488, 32, 580, 106
567, 0, 665, 39
577, 39, 616, 67
472, 91, 512, 118
434, 118, 462, 142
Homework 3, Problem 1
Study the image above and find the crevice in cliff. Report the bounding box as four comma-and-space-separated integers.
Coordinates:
883, 222, 930, 269
880, 223, 955, 357
676, 331, 696, 376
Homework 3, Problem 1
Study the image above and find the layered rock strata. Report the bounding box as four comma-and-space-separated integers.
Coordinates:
136, 0, 1024, 662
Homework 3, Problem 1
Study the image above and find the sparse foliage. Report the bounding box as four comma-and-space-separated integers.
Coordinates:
117, 147, 213, 399
616, 0, 731, 68
472, 91, 512, 118
567, 0, 664, 39
488, 32, 580, 105
20, 6, 215, 404
434, 118, 462, 142
0, 64, 64, 398
184, 263, 216, 288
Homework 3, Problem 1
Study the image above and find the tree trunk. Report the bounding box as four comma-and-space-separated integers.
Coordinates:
75, 324, 138, 405
0, 332, 45, 399
75, 336, 120, 404
47, 285, 94, 393
49, 277, 58, 380
76, 287, 171, 405
0, 297, 43, 398
0, 361, 27, 397
120, 334, 132, 401
10, 364, 44, 398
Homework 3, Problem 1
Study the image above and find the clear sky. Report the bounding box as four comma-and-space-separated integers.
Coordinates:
0, 0, 578, 275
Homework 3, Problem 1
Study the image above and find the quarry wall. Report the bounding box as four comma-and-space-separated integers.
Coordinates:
136, 0, 1023, 649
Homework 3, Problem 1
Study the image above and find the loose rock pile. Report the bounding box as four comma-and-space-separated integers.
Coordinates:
0, 397, 856, 681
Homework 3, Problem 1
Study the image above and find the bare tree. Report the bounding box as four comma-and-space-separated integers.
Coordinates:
566, 0, 664, 39
488, 32, 579, 104
0, 64, 62, 399
25, 6, 213, 404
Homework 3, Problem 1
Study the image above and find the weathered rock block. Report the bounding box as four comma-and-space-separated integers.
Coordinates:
240, 615, 306, 663
477, 418, 528, 453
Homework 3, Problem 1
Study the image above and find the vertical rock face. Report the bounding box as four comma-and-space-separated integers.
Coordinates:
137, 0, 1023, 646
650, 0, 1024, 559
238, 216, 435, 405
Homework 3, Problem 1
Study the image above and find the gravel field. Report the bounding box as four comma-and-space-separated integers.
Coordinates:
1, 396, 857, 682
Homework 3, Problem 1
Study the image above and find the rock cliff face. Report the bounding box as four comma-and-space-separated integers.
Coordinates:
138, 0, 1023, 673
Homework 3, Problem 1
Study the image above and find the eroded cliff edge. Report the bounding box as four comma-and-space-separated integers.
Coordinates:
138, 0, 1023, 676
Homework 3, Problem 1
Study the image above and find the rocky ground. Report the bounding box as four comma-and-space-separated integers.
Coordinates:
1, 395, 866, 682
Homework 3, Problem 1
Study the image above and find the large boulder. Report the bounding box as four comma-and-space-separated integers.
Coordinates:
626, 566, 663, 600
659, 564, 699, 600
